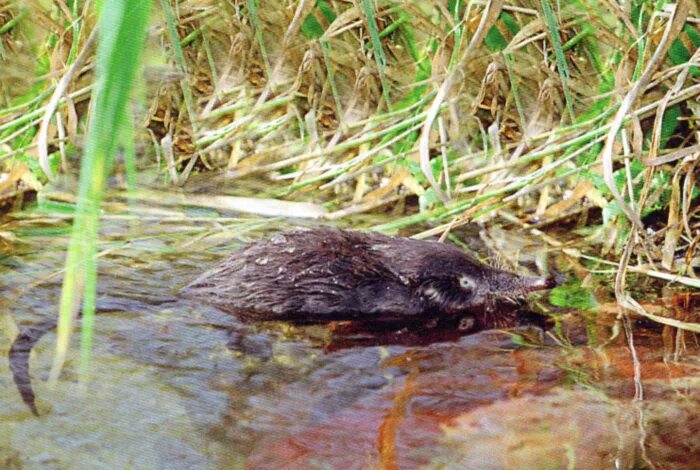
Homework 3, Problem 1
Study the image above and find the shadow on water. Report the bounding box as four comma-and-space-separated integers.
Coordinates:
3, 215, 700, 469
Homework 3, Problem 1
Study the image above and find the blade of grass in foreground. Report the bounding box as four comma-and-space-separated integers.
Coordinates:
49, 0, 151, 387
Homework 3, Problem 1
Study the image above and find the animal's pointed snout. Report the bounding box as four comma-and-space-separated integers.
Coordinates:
489, 271, 555, 294
526, 276, 557, 291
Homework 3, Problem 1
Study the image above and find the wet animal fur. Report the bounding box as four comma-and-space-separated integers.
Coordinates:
182, 228, 553, 329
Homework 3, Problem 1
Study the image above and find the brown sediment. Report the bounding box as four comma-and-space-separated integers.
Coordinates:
377, 371, 417, 470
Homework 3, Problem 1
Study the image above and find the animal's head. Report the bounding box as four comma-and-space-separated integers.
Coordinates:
414, 247, 554, 315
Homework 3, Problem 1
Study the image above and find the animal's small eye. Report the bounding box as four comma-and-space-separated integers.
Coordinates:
459, 275, 475, 291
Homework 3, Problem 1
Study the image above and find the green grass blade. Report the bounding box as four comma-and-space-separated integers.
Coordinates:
246, 0, 273, 79
49, 0, 151, 387
361, 0, 392, 110
540, 0, 575, 121
159, 0, 199, 135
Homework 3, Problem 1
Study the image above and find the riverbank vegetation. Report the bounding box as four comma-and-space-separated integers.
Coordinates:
1, 1, 700, 373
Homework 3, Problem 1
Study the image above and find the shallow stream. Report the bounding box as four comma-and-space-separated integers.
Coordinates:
2, 201, 700, 469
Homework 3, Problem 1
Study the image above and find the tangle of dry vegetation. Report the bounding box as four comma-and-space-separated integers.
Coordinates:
2, 1, 700, 321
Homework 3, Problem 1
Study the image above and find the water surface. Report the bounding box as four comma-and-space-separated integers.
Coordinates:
2, 208, 700, 469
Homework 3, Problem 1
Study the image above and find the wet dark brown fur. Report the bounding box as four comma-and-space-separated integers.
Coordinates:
182, 228, 554, 329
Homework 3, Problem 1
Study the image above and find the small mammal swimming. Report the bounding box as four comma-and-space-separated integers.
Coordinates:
11, 228, 553, 416
182, 228, 555, 330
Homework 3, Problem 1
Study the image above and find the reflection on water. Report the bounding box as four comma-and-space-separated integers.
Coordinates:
2, 215, 700, 469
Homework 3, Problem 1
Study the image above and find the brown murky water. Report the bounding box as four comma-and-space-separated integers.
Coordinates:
2, 207, 700, 469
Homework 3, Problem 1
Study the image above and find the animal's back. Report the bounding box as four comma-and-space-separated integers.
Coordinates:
181, 229, 423, 322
